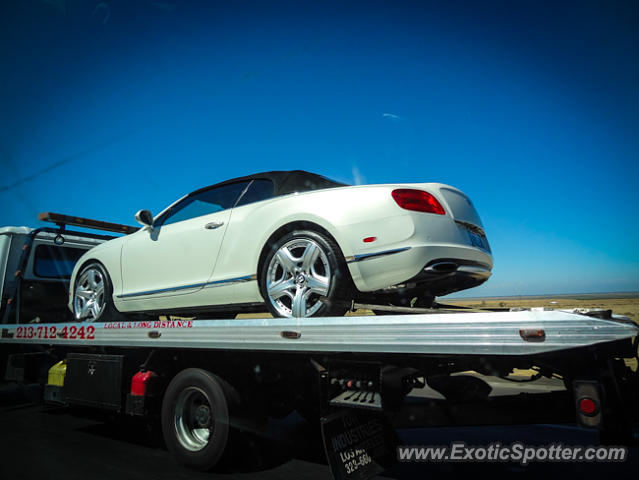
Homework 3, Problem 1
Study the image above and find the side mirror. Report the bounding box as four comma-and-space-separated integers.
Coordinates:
134, 209, 154, 227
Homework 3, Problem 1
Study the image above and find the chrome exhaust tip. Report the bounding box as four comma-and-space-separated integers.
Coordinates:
424, 261, 459, 274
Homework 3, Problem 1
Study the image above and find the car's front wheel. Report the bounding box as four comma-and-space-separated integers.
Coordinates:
73, 262, 123, 322
260, 230, 350, 318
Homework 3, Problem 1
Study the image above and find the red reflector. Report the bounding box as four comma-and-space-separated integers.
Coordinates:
131, 370, 158, 396
363, 236, 376, 243
579, 397, 598, 415
391, 189, 446, 215
280, 330, 301, 339
519, 329, 546, 342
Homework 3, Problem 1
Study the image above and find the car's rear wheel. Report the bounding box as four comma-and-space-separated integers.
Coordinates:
73, 262, 123, 322
260, 230, 350, 318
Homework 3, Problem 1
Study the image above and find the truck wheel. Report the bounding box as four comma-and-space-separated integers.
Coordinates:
73, 262, 123, 322
161, 368, 230, 471
260, 229, 350, 318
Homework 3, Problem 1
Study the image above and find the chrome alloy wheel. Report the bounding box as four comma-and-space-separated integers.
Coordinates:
266, 238, 331, 317
174, 387, 214, 452
73, 267, 105, 321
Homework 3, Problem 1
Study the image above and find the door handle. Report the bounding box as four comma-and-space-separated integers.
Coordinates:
204, 221, 224, 230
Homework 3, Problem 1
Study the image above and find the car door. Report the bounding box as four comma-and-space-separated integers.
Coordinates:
208, 179, 277, 284
119, 181, 250, 302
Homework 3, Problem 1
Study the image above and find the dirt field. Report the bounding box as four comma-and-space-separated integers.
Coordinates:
442, 295, 639, 322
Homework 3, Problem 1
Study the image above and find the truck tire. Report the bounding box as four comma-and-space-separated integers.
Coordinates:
161, 368, 230, 471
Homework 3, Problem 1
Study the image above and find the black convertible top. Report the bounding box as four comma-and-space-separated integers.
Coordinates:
192, 170, 349, 197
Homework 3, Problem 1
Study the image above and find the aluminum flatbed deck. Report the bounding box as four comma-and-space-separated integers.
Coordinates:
2, 309, 636, 356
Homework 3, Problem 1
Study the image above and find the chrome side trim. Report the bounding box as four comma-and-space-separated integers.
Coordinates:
203, 274, 257, 289
117, 274, 257, 299
118, 282, 205, 298
345, 246, 411, 264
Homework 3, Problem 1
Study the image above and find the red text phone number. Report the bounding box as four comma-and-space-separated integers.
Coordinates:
15, 325, 96, 340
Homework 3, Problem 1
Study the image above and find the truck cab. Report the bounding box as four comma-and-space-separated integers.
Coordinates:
1, 213, 136, 324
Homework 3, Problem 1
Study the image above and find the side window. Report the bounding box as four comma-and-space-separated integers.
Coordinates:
235, 179, 274, 207
162, 181, 249, 226
33, 245, 87, 279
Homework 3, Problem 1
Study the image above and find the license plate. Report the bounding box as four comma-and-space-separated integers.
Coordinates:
468, 230, 489, 251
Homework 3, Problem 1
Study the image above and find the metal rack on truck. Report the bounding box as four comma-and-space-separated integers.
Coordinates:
1, 213, 638, 479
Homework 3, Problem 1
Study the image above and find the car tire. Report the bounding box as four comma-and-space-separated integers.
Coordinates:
72, 262, 124, 322
161, 368, 230, 471
260, 229, 350, 318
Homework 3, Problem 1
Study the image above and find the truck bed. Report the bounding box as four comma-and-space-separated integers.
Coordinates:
1, 310, 636, 356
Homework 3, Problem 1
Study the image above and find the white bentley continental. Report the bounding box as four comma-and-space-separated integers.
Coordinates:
68, 170, 492, 320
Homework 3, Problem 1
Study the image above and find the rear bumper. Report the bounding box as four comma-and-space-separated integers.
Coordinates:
347, 243, 492, 293
407, 257, 492, 296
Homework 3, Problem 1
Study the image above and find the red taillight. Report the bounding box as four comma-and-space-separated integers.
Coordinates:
578, 397, 598, 416
391, 189, 446, 215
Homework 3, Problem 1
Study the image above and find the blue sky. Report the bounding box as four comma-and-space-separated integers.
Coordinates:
1, 1, 638, 297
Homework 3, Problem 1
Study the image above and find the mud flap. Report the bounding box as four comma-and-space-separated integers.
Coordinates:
321, 409, 398, 480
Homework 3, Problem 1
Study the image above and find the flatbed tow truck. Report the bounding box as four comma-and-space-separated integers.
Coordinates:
1, 214, 638, 479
